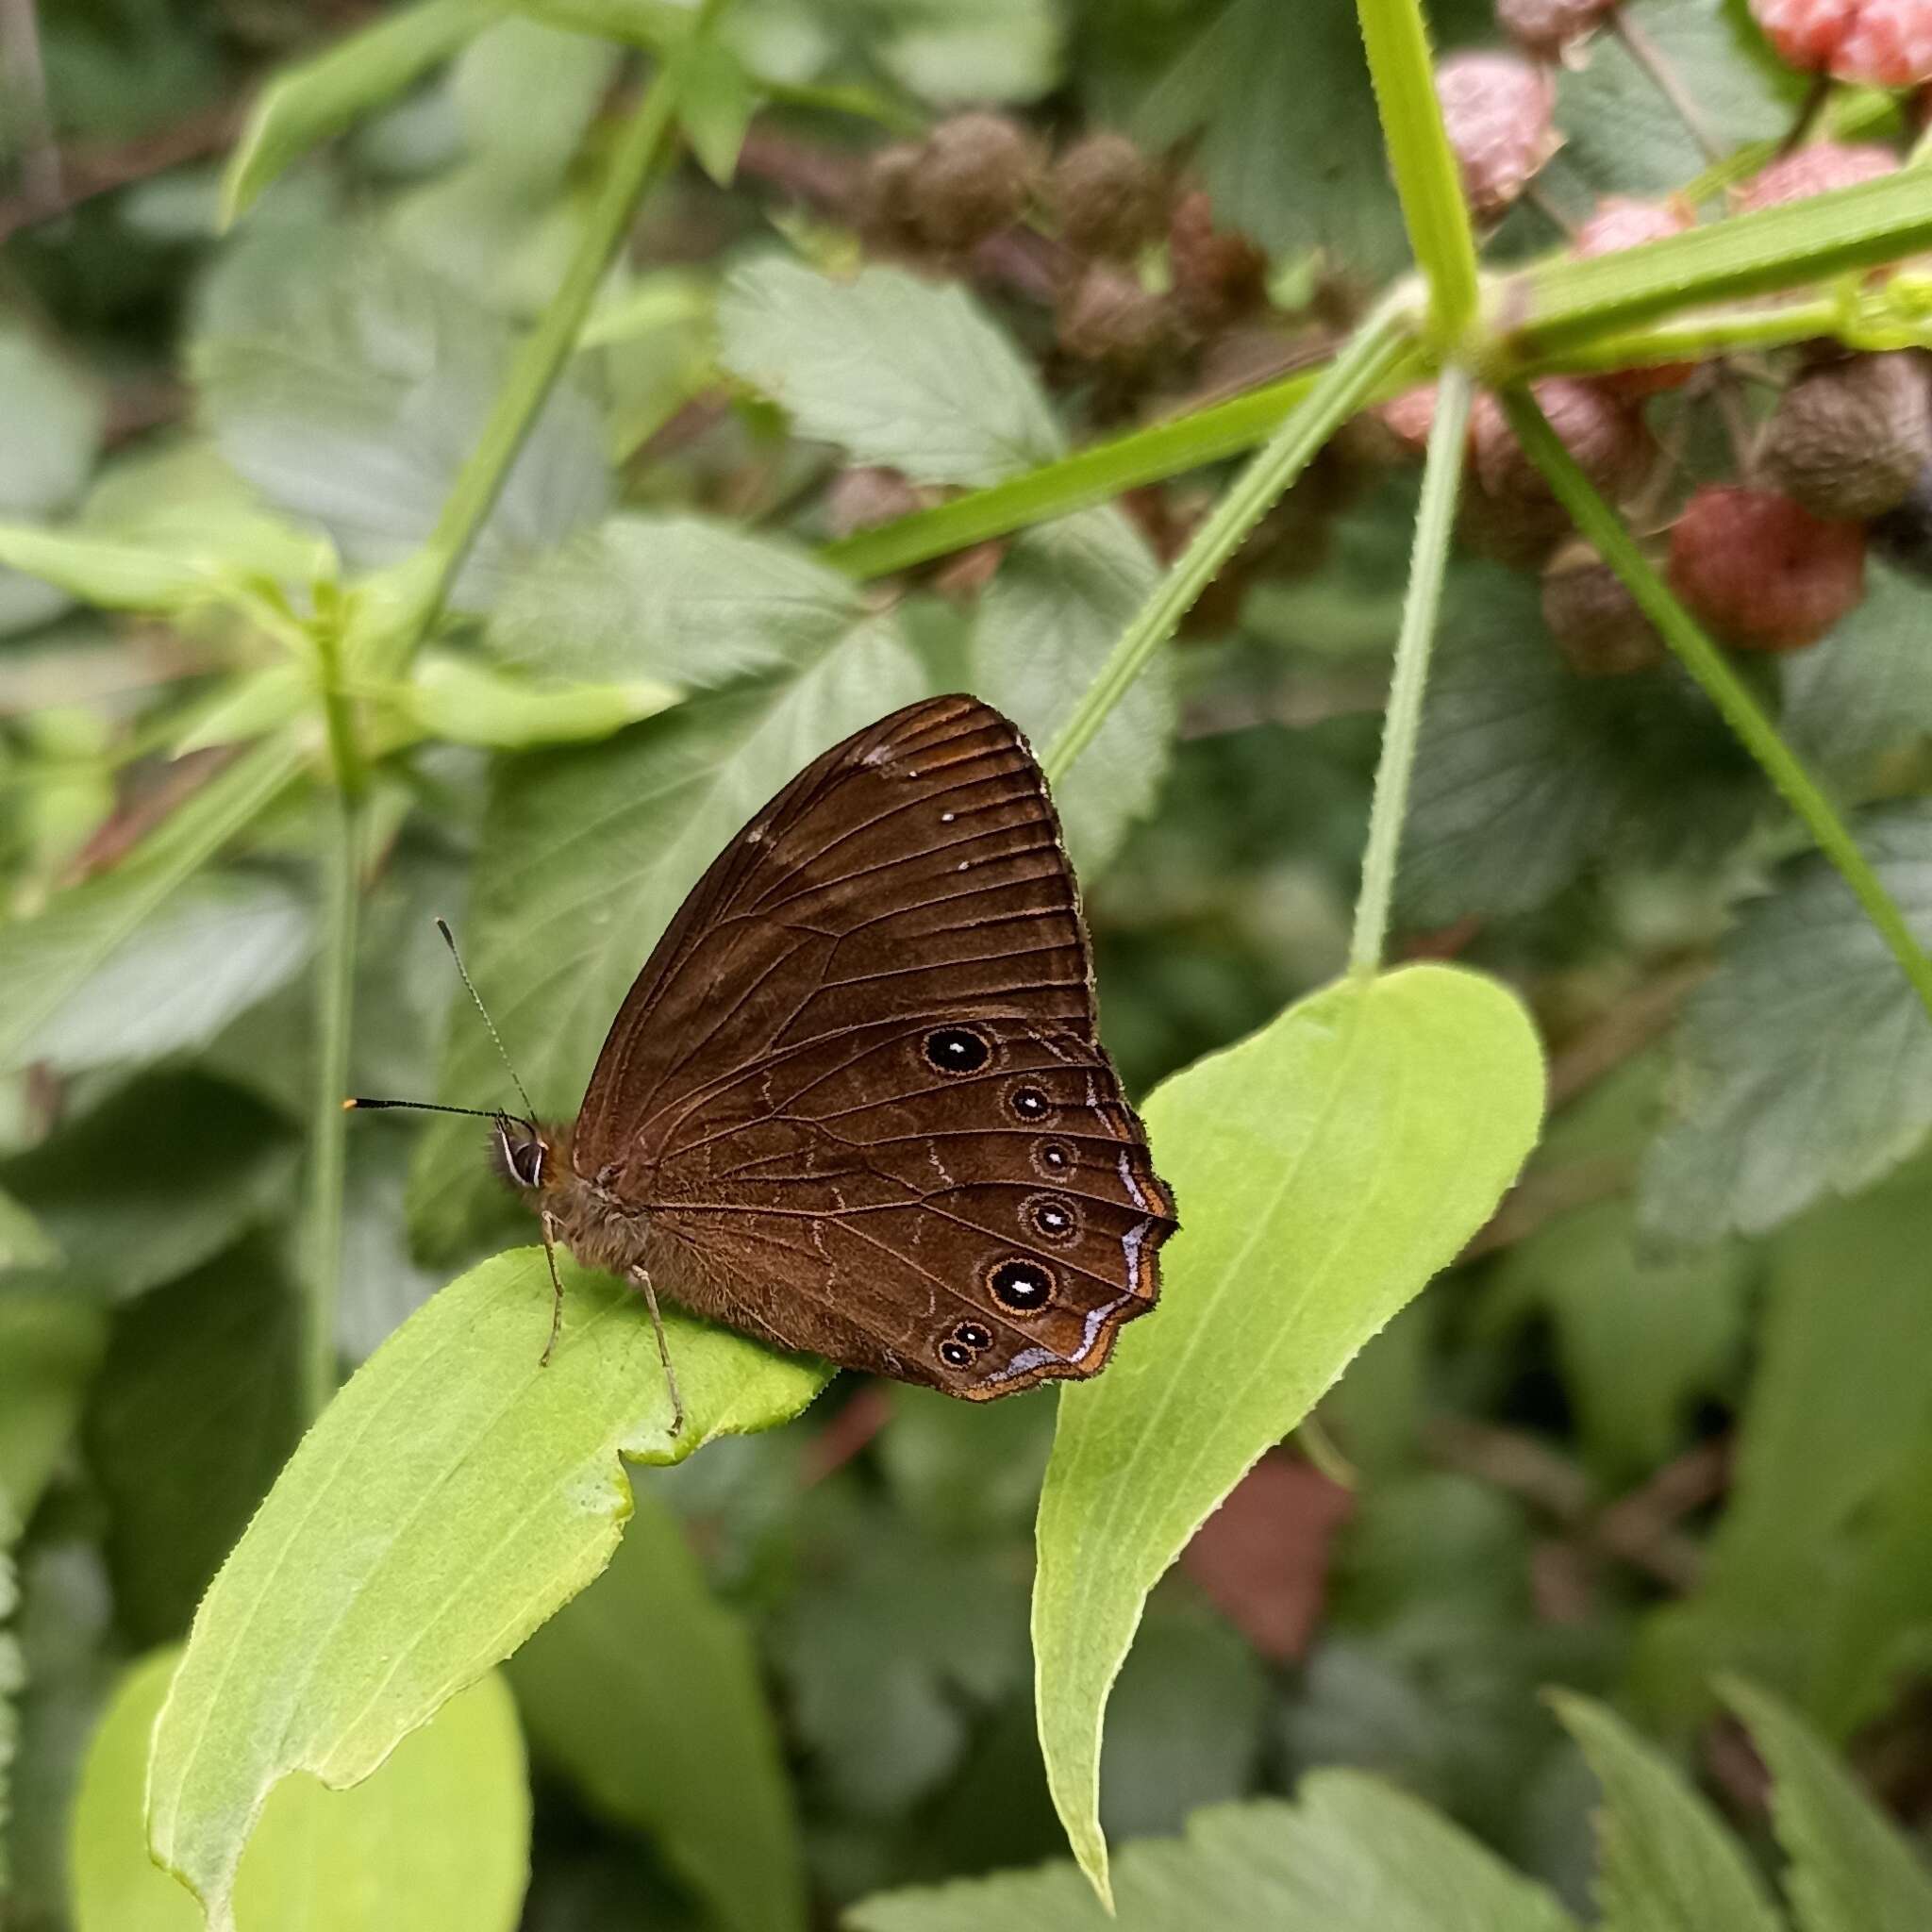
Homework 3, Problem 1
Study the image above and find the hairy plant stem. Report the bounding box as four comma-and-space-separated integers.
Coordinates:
1501, 385, 1932, 1024
1349, 363, 1470, 979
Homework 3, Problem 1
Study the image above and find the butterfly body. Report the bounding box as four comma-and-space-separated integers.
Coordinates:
505, 694, 1174, 1400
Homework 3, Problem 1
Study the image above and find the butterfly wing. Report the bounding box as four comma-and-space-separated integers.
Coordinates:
572, 693, 1173, 1396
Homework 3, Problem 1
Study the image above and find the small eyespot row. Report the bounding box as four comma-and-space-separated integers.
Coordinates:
939, 1340, 973, 1368
1024, 1193, 1078, 1244
1008, 1083, 1053, 1123
1030, 1139, 1074, 1180
939, 1320, 994, 1371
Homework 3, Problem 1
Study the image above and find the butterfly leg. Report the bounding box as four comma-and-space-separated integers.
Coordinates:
631, 1268, 686, 1437
539, 1213, 566, 1366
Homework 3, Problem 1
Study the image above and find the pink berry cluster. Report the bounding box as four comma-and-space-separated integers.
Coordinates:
1752, 0, 1932, 87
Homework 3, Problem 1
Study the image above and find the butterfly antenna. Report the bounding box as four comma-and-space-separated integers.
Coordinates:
435, 917, 538, 1122
341, 1097, 505, 1119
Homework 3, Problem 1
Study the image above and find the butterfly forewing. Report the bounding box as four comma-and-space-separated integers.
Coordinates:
569, 693, 1173, 1397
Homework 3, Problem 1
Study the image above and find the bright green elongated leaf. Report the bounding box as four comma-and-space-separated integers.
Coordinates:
974, 508, 1174, 874
146, 1248, 826, 1932
1724, 1677, 1932, 1932
675, 33, 758, 186
1033, 963, 1545, 1900
850, 1779, 1575, 1931
509, 1476, 805, 1932
174, 666, 311, 757
410, 622, 929, 1255
222, 0, 515, 222
1548, 1691, 1783, 1932
0, 732, 308, 1074
400, 653, 678, 749
0, 1291, 104, 1522
0, 524, 236, 612
717, 259, 1063, 487
76, 1651, 527, 1931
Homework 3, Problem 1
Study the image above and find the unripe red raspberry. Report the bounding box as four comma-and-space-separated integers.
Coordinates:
907, 112, 1041, 251
1668, 486, 1867, 649
1167, 191, 1268, 331
1572, 196, 1697, 395
1763, 351, 1932, 519
1473, 378, 1651, 507
1753, 0, 1932, 86
1436, 52, 1559, 221
1057, 264, 1175, 370
1735, 141, 1898, 212
824, 466, 924, 539
1498, 0, 1616, 54
1050, 132, 1168, 260
1541, 538, 1667, 675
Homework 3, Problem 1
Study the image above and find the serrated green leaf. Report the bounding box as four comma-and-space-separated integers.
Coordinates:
410, 621, 929, 1256
1034, 963, 1545, 1899
1724, 1677, 1932, 1932
486, 513, 868, 689
508, 1476, 805, 1932
145, 1247, 826, 1932
1, 1072, 300, 1302
402, 652, 678, 748
75, 1651, 528, 1931
974, 508, 1174, 874
1550, 1690, 1783, 1932
850, 1779, 1576, 1931
0, 733, 307, 1075
1640, 803, 1932, 1247
717, 259, 1062, 488
0, 1290, 104, 1523
1782, 562, 1932, 777
1399, 566, 1758, 924
222, 0, 515, 222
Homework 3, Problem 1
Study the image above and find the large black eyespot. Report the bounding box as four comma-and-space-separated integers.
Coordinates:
1026, 1194, 1078, 1245
939, 1340, 974, 1368
954, 1321, 992, 1350
1031, 1139, 1074, 1180
1008, 1084, 1053, 1123
989, 1257, 1054, 1312
924, 1025, 991, 1075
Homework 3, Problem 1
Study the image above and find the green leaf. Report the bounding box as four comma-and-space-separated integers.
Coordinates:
974, 508, 1174, 874
144, 1247, 824, 1931
508, 1476, 805, 1932
193, 231, 610, 609
410, 622, 929, 1256
0, 1189, 60, 1273
1399, 565, 1758, 924
174, 665, 312, 756
870, 0, 1061, 102
0, 733, 307, 1075
1, 1072, 300, 1302
75, 1651, 528, 1931
401, 652, 678, 748
20, 870, 313, 1076
1034, 962, 1545, 1899
1724, 1676, 1932, 1932
0, 524, 240, 612
1549, 1690, 1783, 1932
1639, 803, 1932, 1247
717, 259, 1063, 487
446, 16, 618, 191
0, 1290, 105, 1523
222, 0, 515, 222
1781, 561, 1932, 778
486, 513, 869, 688
850, 1780, 1577, 1930
0, 321, 106, 518
675, 34, 758, 186
83, 1235, 301, 1642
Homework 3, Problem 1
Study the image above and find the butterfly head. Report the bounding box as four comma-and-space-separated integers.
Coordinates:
492, 1114, 556, 1193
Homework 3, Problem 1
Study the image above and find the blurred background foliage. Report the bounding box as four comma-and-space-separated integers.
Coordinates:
5, 0, 1932, 1926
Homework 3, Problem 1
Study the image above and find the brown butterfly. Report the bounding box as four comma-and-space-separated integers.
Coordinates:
354, 694, 1174, 1430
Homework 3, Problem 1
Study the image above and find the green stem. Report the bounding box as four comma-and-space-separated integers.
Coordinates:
1350, 362, 1469, 979
416, 12, 721, 631
1356, 0, 1480, 342
1042, 295, 1415, 782
1500, 385, 1932, 1023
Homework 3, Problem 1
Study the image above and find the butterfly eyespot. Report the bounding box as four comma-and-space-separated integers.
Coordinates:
1025, 1194, 1079, 1244
938, 1340, 974, 1368
1008, 1084, 1053, 1123
924, 1025, 991, 1074
1031, 1139, 1074, 1179
989, 1257, 1055, 1312
954, 1321, 992, 1350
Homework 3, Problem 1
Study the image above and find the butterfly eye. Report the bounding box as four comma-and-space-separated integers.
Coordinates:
954, 1321, 992, 1350
989, 1257, 1055, 1312
1026, 1195, 1078, 1244
1031, 1140, 1074, 1179
939, 1340, 974, 1368
1008, 1084, 1053, 1122
924, 1025, 991, 1074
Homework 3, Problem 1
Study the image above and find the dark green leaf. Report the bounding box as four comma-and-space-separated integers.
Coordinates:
0, 1288, 105, 1524
1639, 803, 1932, 1247
509, 1476, 806, 1932
1782, 562, 1932, 778
0, 320, 106, 637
